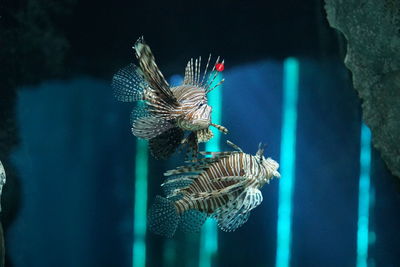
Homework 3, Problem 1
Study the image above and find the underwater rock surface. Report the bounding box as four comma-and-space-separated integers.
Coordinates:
325, 0, 400, 178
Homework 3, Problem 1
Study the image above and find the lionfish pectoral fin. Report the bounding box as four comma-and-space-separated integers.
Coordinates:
112, 63, 148, 102
210, 123, 228, 134
148, 196, 180, 238
214, 206, 251, 232
238, 187, 263, 213
133, 37, 177, 104
213, 186, 262, 232
131, 106, 175, 139
181, 132, 199, 162
161, 176, 195, 198
149, 126, 185, 160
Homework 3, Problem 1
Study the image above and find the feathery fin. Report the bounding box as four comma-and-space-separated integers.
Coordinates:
162, 175, 195, 197
179, 210, 208, 233
149, 127, 184, 159
112, 64, 147, 102
148, 196, 180, 238
214, 187, 263, 232
134, 37, 177, 104
216, 207, 250, 232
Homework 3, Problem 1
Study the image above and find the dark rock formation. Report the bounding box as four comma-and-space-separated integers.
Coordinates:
0, 1, 75, 265
325, 0, 400, 178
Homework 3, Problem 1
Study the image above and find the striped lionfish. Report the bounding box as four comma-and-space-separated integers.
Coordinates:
112, 37, 227, 159
0, 161, 6, 212
148, 141, 280, 237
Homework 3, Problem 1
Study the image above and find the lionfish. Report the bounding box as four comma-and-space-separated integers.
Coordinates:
112, 37, 227, 159
0, 161, 6, 212
148, 141, 280, 237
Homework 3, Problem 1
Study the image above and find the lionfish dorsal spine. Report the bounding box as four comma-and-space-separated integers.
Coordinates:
194, 58, 199, 86
196, 56, 201, 85
182, 54, 224, 93
226, 140, 243, 152
205, 59, 225, 93
200, 54, 212, 87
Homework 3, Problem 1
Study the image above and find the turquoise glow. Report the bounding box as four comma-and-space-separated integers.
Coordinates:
356, 123, 372, 267
200, 72, 223, 267
276, 58, 299, 267
133, 138, 148, 267
160, 75, 183, 267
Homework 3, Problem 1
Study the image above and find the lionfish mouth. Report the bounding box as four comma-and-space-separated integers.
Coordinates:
193, 119, 210, 127
177, 117, 210, 131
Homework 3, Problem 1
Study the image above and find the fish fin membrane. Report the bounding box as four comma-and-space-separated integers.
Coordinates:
215, 208, 250, 232
179, 210, 207, 233
180, 131, 199, 162
149, 127, 184, 160
162, 175, 195, 197
134, 37, 177, 104
112, 63, 148, 102
214, 187, 263, 232
148, 196, 180, 238
131, 106, 175, 139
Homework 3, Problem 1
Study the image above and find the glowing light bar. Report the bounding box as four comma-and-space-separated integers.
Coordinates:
200, 72, 223, 267
356, 123, 372, 267
133, 137, 148, 267
276, 58, 299, 267
160, 75, 184, 267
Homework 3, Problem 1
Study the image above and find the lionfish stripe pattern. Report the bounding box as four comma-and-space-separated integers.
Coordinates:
112, 37, 227, 159
148, 141, 280, 237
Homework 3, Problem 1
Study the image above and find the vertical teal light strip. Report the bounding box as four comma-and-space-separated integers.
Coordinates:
356, 123, 372, 267
199, 72, 223, 267
161, 75, 183, 267
276, 58, 299, 267
133, 138, 148, 267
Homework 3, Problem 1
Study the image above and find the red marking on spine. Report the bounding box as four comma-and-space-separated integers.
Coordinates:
215, 63, 224, 72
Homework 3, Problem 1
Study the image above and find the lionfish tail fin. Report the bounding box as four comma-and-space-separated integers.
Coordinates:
148, 196, 180, 238
112, 64, 147, 102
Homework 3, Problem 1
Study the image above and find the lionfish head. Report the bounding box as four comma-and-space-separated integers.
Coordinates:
186, 101, 212, 128
179, 54, 225, 130
256, 142, 281, 182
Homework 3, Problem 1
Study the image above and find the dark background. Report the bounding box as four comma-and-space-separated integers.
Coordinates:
1, 0, 399, 266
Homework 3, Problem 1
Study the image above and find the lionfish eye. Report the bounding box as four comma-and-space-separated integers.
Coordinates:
198, 103, 204, 107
